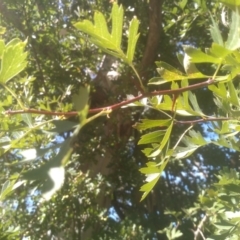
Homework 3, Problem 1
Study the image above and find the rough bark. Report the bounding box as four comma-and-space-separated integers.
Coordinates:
140, 0, 163, 79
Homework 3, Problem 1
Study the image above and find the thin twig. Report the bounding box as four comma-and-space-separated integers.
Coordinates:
194, 214, 208, 240
5, 79, 214, 117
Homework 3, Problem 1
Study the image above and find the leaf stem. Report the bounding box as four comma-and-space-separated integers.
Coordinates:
130, 64, 146, 92
3, 84, 25, 109
172, 125, 193, 150
212, 63, 222, 80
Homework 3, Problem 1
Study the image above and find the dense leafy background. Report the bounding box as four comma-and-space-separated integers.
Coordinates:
1, 0, 240, 239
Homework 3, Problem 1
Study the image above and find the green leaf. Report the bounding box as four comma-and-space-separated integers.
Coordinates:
213, 135, 240, 151
74, 20, 96, 37
149, 121, 173, 158
0, 180, 11, 201
150, 80, 205, 117
19, 144, 63, 162
214, 220, 235, 231
156, 61, 184, 79
183, 52, 199, 74
178, 0, 188, 9
21, 114, 33, 128
134, 119, 171, 131
224, 184, 240, 194
22, 138, 72, 201
91, 37, 119, 54
188, 91, 206, 116
74, 3, 139, 64
224, 211, 240, 220
141, 147, 154, 157
74, 13, 121, 55
138, 130, 165, 145
224, 54, 239, 66
111, 3, 123, 48
126, 17, 140, 63
0, 40, 5, 58
209, 83, 228, 100
149, 61, 207, 84
0, 26, 5, 35
41, 166, 65, 201
140, 173, 161, 201
46, 119, 78, 134
174, 130, 208, 159
173, 145, 199, 159
140, 161, 159, 174
225, 7, 240, 50
94, 12, 111, 39
209, 81, 239, 106
232, 49, 240, 62
0, 136, 11, 150
0, 177, 22, 201
72, 86, 89, 112
154, 95, 173, 111
183, 45, 221, 63
210, 14, 224, 46
0, 39, 27, 83
212, 121, 231, 134
209, 43, 232, 59
227, 81, 239, 105
177, 53, 184, 67
140, 160, 168, 201
218, 0, 240, 7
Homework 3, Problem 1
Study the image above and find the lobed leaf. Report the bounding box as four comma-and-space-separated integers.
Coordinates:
149, 61, 207, 84
156, 61, 184, 79
209, 81, 240, 106
134, 119, 171, 131
126, 17, 140, 63
183, 52, 199, 74
0, 39, 28, 84
94, 12, 111, 39
74, 18, 119, 53
209, 43, 232, 59
138, 130, 165, 145
74, 3, 139, 65
173, 146, 199, 159
225, 7, 240, 50
183, 45, 221, 63
149, 122, 173, 158
139, 160, 168, 201
174, 130, 208, 160
209, 14, 224, 46
111, 4, 123, 48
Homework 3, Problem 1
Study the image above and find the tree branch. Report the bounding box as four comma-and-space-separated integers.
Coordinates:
194, 214, 208, 240
140, 0, 163, 78
5, 79, 214, 117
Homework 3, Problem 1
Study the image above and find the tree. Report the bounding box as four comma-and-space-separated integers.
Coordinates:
1, 0, 240, 239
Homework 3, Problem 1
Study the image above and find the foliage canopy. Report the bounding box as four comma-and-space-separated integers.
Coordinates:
1, 0, 240, 239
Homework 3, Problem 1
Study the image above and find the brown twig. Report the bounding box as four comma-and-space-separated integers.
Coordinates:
194, 214, 208, 240
5, 79, 214, 117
